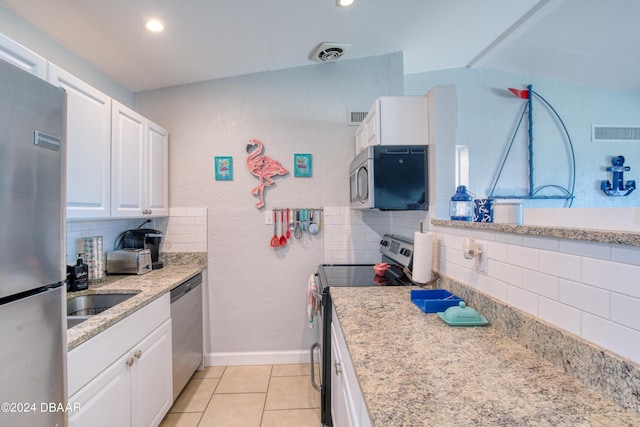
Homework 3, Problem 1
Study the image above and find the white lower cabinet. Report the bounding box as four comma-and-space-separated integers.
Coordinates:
331, 307, 372, 427
68, 294, 172, 427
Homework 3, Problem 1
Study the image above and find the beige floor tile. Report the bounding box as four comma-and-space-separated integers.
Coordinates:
215, 365, 272, 394
170, 378, 219, 413
192, 366, 225, 379
261, 408, 322, 427
158, 412, 202, 427
271, 364, 310, 377
198, 393, 265, 427
264, 376, 320, 410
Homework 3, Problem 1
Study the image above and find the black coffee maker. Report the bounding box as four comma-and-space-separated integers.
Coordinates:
117, 227, 164, 270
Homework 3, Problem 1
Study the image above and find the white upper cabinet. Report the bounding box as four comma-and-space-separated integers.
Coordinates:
355, 96, 429, 154
48, 64, 112, 219
112, 101, 169, 218
0, 33, 47, 79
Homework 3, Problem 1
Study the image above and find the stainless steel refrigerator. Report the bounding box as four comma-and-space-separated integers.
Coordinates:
0, 59, 67, 426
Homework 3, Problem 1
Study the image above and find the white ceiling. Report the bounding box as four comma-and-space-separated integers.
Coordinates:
1, 0, 639, 95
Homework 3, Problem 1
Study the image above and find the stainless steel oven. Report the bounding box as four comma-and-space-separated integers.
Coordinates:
310, 234, 416, 426
349, 145, 428, 210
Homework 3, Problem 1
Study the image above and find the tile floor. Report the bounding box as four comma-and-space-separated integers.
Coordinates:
159, 364, 321, 427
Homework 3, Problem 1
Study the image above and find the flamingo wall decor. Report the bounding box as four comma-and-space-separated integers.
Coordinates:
246, 139, 288, 208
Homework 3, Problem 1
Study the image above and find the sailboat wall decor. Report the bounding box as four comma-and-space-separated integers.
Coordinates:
488, 85, 576, 206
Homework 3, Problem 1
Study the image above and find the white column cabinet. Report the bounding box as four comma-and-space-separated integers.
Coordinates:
112, 101, 169, 218
0, 33, 47, 79
48, 64, 112, 219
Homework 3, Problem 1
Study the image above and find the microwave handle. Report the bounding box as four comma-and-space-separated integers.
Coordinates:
356, 165, 368, 203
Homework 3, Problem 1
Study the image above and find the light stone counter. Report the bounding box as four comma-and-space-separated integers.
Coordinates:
430, 219, 640, 247
66, 252, 206, 351
331, 286, 640, 426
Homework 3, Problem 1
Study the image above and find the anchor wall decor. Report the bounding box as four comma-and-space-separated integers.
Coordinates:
601, 155, 636, 197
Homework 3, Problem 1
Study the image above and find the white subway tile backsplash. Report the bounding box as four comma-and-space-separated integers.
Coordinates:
507, 244, 539, 270
493, 260, 523, 287
611, 293, 640, 331
507, 284, 538, 316
522, 269, 559, 300
611, 245, 640, 267
538, 297, 582, 336
539, 250, 582, 281
522, 235, 559, 251
582, 258, 640, 298
483, 276, 508, 302
558, 279, 610, 318
487, 241, 508, 263
582, 313, 640, 363
494, 233, 523, 245
559, 240, 611, 260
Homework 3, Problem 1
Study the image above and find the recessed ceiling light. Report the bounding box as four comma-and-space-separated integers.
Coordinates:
144, 19, 164, 32
336, 0, 354, 7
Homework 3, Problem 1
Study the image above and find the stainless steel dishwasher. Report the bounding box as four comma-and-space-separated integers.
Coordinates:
170, 272, 204, 401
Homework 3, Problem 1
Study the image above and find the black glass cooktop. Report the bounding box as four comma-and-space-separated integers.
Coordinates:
318, 264, 411, 288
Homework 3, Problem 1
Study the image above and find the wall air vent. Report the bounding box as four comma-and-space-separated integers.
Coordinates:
347, 109, 368, 126
592, 125, 640, 142
309, 42, 351, 63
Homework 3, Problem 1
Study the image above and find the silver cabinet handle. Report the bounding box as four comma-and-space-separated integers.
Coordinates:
126, 357, 135, 367
334, 360, 342, 375
134, 350, 142, 359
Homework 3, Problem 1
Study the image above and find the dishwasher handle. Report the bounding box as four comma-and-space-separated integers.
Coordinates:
171, 273, 202, 303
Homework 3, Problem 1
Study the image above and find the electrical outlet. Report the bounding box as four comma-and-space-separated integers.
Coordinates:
476, 241, 488, 273
265, 210, 273, 225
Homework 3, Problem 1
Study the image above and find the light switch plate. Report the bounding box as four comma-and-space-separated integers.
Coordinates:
476, 241, 488, 273
265, 210, 273, 225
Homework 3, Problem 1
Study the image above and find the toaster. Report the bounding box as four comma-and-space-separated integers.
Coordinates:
107, 249, 152, 275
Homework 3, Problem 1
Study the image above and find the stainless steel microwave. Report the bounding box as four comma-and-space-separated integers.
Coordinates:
349, 145, 428, 210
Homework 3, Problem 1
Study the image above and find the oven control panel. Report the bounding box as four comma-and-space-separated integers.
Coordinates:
379, 234, 413, 267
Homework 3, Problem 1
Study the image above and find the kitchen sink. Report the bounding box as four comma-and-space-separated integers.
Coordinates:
67, 316, 91, 329
67, 293, 137, 317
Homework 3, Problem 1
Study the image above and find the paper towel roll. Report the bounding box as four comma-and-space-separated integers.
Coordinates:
412, 231, 433, 284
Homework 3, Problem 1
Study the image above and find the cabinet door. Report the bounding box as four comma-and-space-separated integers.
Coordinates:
49, 64, 112, 219
146, 121, 169, 217
331, 322, 356, 427
112, 101, 146, 218
130, 319, 173, 427
363, 100, 380, 148
68, 353, 132, 427
0, 33, 46, 79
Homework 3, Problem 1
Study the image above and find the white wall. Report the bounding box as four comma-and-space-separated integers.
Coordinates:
406, 67, 640, 209
0, 5, 133, 106
134, 53, 405, 364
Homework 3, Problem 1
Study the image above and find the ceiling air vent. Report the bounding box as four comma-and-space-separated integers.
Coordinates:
592, 125, 640, 142
309, 42, 351, 62
347, 109, 368, 126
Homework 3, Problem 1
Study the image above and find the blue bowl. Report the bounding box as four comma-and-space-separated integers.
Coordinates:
410, 289, 463, 313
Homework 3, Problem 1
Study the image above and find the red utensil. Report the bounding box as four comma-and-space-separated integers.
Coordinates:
279, 211, 287, 246
270, 211, 280, 247
286, 208, 291, 239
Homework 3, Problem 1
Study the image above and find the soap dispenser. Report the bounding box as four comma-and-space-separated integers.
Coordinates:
66, 254, 89, 292
449, 185, 473, 221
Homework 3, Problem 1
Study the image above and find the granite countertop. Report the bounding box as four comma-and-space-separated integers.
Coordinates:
430, 219, 640, 247
331, 286, 640, 426
66, 253, 207, 351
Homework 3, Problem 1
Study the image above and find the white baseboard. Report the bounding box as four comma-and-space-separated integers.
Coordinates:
205, 350, 310, 366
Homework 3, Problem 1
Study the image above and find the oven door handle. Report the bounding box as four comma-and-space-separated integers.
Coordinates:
310, 342, 321, 392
